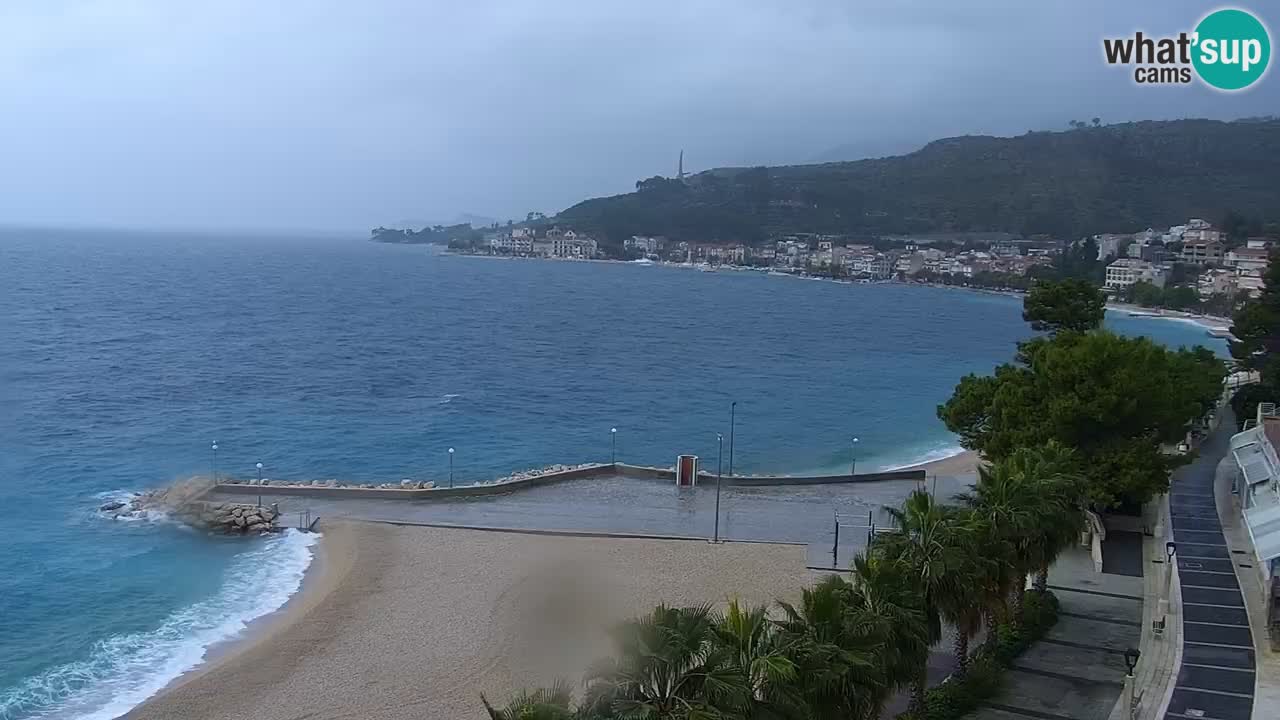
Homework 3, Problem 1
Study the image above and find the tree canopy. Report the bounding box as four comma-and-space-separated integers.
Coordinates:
1021, 279, 1105, 334
941, 296, 1225, 510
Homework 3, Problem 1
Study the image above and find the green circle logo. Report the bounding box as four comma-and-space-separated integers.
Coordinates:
1192, 9, 1271, 90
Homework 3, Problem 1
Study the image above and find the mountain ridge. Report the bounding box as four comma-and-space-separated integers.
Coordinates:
553, 118, 1280, 244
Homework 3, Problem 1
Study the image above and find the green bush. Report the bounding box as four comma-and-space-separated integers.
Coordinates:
900, 591, 1060, 720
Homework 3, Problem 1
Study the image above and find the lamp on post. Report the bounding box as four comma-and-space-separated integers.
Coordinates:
714, 433, 724, 543
1164, 541, 1177, 609
728, 401, 737, 476
448, 447, 455, 488
211, 442, 218, 484
850, 436, 860, 477
255, 462, 263, 508
1121, 647, 1141, 719
611, 427, 618, 465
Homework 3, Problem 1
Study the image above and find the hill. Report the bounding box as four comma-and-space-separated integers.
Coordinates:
554, 118, 1280, 244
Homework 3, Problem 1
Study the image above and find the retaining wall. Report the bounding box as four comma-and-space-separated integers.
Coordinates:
213, 463, 928, 501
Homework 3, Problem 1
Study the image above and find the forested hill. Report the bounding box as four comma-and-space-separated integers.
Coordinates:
555, 118, 1280, 243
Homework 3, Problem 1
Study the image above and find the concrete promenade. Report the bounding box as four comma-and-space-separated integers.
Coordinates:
1162, 407, 1257, 720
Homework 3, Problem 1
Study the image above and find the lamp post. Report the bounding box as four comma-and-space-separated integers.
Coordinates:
255, 462, 263, 508
611, 427, 618, 465
211, 442, 218, 484
448, 447, 455, 488
714, 432, 724, 543
1164, 541, 1177, 606
728, 401, 737, 476
1122, 648, 1141, 720
850, 436, 860, 477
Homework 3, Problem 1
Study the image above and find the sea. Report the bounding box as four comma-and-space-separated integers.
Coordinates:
0, 227, 1227, 719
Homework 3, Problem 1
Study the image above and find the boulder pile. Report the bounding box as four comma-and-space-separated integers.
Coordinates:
184, 502, 280, 535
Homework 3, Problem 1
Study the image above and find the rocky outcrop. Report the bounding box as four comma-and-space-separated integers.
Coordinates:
98, 477, 279, 535
183, 502, 280, 535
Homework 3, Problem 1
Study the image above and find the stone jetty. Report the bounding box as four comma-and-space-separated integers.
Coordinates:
98, 477, 280, 535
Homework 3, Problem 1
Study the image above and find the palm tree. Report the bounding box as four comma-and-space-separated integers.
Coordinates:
774, 575, 886, 720
1002, 443, 1086, 594
960, 458, 1041, 630
846, 551, 931, 711
481, 680, 576, 720
713, 599, 802, 717
878, 490, 971, 705
580, 604, 751, 719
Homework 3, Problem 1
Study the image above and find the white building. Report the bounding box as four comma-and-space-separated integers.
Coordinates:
1198, 269, 1236, 298
1229, 403, 1280, 591
1104, 258, 1168, 290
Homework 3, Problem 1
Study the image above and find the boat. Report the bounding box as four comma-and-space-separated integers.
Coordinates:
696, 263, 716, 272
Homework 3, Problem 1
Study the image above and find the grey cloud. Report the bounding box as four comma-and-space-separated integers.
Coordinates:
0, 0, 1275, 232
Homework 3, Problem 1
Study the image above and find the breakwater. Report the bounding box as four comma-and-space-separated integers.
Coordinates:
210, 462, 927, 501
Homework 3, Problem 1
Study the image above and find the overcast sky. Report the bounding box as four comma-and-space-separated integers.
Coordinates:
1, 1, 1276, 233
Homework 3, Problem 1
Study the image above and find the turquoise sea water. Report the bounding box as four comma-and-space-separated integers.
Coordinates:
0, 228, 1227, 719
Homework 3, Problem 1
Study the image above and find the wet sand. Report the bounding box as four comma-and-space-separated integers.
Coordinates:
124, 521, 809, 720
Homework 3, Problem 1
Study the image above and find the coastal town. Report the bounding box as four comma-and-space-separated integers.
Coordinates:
398, 215, 1275, 316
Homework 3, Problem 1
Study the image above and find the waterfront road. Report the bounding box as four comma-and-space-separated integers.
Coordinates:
212, 472, 974, 566
1166, 407, 1257, 720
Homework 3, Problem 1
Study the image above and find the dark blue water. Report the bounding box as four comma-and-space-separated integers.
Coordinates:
0, 228, 1225, 719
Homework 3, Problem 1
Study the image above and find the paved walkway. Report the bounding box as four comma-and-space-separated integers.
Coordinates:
1164, 408, 1257, 720
220, 471, 976, 566
970, 547, 1143, 720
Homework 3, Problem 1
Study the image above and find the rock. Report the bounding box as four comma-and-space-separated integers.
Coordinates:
234, 515, 248, 527
99, 501, 126, 512
247, 522, 268, 533
260, 479, 270, 486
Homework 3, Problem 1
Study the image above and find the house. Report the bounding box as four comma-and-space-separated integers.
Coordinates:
1179, 238, 1225, 266
1094, 233, 1129, 261
1228, 403, 1280, 599
1226, 247, 1271, 274
895, 253, 924, 275
1198, 269, 1236, 298
1104, 258, 1168, 289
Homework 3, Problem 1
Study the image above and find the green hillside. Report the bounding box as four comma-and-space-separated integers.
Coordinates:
554, 118, 1280, 244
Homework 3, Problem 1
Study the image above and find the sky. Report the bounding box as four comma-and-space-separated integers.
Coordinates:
0, 1, 1276, 233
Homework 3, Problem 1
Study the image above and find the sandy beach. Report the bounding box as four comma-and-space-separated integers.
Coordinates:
124, 521, 810, 720
898, 448, 981, 477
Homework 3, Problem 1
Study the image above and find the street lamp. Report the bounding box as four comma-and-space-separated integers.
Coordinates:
611, 427, 618, 465
728, 401, 737, 476
1122, 647, 1141, 719
714, 432, 724, 543
256, 462, 264, 508
211, 442, 218, 484
448, 447, 455, 488
850, 436, 860, 477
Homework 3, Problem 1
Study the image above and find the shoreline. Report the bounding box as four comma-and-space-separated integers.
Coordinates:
124, 451, 980, 718
123, 521, 811, 720
117, 528, 342, 720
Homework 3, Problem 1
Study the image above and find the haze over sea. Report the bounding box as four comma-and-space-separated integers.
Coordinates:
0, 228, 1226, 720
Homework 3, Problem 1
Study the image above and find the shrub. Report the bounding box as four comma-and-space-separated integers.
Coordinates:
900, 590, 1060, 720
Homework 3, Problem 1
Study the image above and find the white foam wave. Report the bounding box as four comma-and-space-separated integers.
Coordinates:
0, 530, 319, 720
437, 393, 460, 405
883, 443, 967, 471
90, 490, 173, 526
